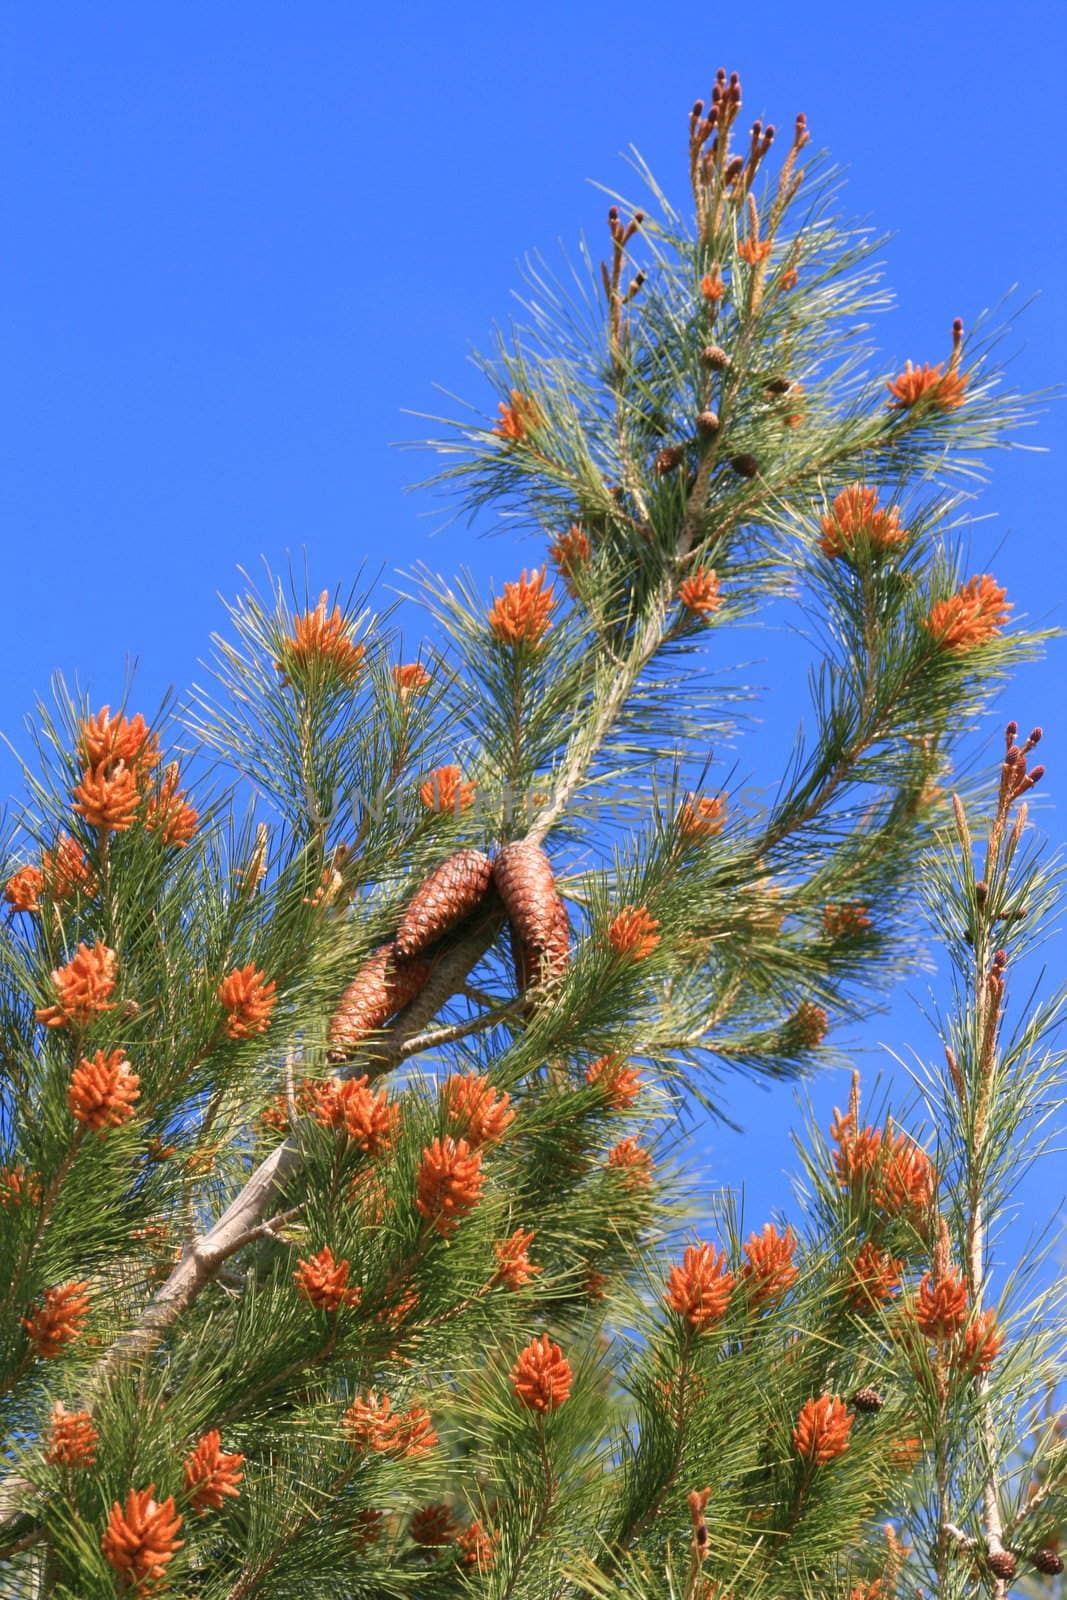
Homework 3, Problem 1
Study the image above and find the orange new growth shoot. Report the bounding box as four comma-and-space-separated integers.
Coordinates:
313, 1075, 398, 1155
741, 1223, 798, 1308
293, 1246, 361, 1312
420, 764, 476, 813
492, 390, 543, 441
819, 486, 906, 559
678, 567, 723, 615
607, 905, 660, 960
510, 1332, 572, 1412
493, 1228, 541, 1290
277, 593, 366, 683
183, 1430, 245, 1515
488, 568, 555, 645
415, 1136, 485, 1234
393, 662, 432, 696
887, 362, 967, 412
69, 1049, 141, 1133
925, 575, 1011, 652
101, 1485, 184, 1589
44, 1403, 99, 1468
80, 709, 160, 774
792, 1394, 853, 1464
4, 865, 43, 913
344, 1391, 437, 1457
218, 964, 277, 1039
665, 1242, 736, 1331
607, 1136, 653, 1188
22, 1282, 91, 1359
585, 1054, 643, 1109
443, 1071, 515, 1147
36, 943, 118, 1029
549, 525, 591, 591
679, 794, 726, 840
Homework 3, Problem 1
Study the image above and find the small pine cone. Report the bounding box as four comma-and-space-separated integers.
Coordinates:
988, 1550, 1017, 1581
394, 849, 493, 959
1033, 1550, 1064, 1577
701, 345, 730, 369
696, 410, 720, 435
328, 944, 430, 1061
730, 454, 760, 478
655, 445, 685, 475
493, 843, 563, 955
764, 375, 792, 395
850, 1385, 884, 1414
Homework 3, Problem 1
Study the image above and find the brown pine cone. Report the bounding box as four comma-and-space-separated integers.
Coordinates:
544, 894, 570, 978
988, 1550, 1017, 1581
654, 445, 685, 475
493, 843, 563, 955
1033, 1550, 1064, 1577
510, 893, 569, 992
850, 1386, 884, 1414
510, 921, 535, 993
730, 453, 760, 478
327, 943, 430, 1061
394, 849, 493, 959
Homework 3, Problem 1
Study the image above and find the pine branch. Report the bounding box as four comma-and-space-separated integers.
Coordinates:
397, 998, 524, 1060
90, 921, 503, 1381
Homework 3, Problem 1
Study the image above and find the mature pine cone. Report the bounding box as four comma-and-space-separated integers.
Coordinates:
701, 344, 730, 369
327, 943, 430, 1061
544, 895, 570, 976
730, 453, 760, 478
696, 410, 720, 435
510, 921, 535, 993
510, 893, 569, 992
493, 843, 563, 954
394, 849, 493, 959
1033, 1550, 1064, 1577
850, 1386, 884, 1414
988, 1550, 1017, 1581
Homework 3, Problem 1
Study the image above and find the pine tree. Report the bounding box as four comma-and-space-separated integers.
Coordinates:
0, 68, 1062, 1600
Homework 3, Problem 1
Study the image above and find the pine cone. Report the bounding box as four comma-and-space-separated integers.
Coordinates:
545, 895, 570, 975
730, 453, 760, 478
701, 345, 730, 369
850, 1386, 884, 1414
328, 944, 430, 1061
510, 894, 569, 992
988, 1550, 1017, 1581
493, 843, 564, 955
510, 921, 535, 993
696, 410, 720, 435
1033, 1550, 1064, 1577
655, 445, 685, 475
394, 849, 493, 959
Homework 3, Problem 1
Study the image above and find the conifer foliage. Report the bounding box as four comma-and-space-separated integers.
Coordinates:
0, 69, 1063, 1600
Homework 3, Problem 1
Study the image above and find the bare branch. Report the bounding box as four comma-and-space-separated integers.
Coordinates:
398, 1000, 523, 1060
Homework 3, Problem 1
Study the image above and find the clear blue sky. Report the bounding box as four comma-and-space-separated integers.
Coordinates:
2, 3, 1065, 1258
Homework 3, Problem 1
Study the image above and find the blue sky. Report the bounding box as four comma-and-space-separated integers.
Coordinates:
2, 3, 1065, 1262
